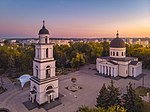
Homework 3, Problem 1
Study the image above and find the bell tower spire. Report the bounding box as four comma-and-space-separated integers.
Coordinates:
42, 20, 45, 28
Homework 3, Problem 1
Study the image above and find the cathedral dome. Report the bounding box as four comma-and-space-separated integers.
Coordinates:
38, 21, 49, 35
110, 31, 125, 48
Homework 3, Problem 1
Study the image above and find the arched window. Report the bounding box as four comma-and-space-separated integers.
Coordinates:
103, 66, 105, 74
111, 51, 112, 56
46, 86, 53, 91
45, 38, 47, 43
37, 49, 39, 58
113, 52, 115, 56
33, 86, 37, 90
116, 52, 118, 56
122, 52, 124, 56
46, 66, 50, 78
36, 66, 38, 77
106, 66, 108, 75
46, 48, 48, 58
109, 67, 111, 75
132, 68, 134, 76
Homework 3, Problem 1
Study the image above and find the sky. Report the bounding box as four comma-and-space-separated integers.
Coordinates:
0, 0, 150, 38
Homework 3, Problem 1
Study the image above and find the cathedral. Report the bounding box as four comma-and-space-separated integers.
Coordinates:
30, 21, 58, 105
96, 31, 142, 77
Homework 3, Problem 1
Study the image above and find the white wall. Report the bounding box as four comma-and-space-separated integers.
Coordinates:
30, 79, 58, 105
33, 60, 56, 79
118, 64, 128, 77
129, 62, 142, 77
110, 47, 126, 58
35, 44, 54, 61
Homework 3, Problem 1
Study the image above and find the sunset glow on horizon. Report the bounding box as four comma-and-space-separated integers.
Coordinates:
0, 0, 150, 38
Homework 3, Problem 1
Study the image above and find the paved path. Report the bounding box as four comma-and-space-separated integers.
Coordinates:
0, 64, 150, 112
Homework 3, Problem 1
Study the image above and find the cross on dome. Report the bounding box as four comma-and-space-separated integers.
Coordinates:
38, 20, 49, 35
42, 20, 45, 28
116, 30, 119, 38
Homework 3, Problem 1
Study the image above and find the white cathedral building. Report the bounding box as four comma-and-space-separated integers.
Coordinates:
30, 21, 58, 105
96, 31, 142, 77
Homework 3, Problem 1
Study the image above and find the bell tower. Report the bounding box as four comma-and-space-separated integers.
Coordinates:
30, 21, 58, 105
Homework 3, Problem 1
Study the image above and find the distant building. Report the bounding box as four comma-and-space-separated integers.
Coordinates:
0, 42, 4, 46
140, 40, 149, 47
128, 39, 133, 44
30, 21, 58, 105
96, 31, 142, 77
50, 39, 70, 46
10, 39, 16, 43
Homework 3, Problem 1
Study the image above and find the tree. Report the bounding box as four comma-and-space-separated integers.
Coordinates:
107, 105, 126, 112
122, 83, 143, 112
96, 83, 109, 109
77, 106, 105, 112
0, 69, 5, 87
102, 41, 109, 57
107, 80, 121, 107
77, 105, 126, 112
71, 53, 85, 68
8, 54, 15, 69
96, 80, 121, 109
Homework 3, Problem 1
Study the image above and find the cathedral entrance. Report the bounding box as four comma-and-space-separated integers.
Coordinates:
46, 86, 55, 103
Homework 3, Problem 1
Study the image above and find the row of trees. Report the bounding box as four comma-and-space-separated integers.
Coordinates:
126, 44, 150, 69
78, 105, 126, 112
0, 42, 150, 74
0, 45, 34, 74
54, 42, 104, 68
78, 80, 143, 112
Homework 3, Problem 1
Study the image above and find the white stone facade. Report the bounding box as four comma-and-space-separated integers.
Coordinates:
96, 32, 142, 78
30, 21, 58, 105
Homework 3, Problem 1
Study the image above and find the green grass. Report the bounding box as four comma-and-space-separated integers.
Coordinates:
135, 86, 150, 96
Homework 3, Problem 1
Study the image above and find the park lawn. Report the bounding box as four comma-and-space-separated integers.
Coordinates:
143, 101, 150, 112
135, 86, 150, 96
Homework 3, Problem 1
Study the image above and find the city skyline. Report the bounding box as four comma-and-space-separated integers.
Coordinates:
0, 0, 150, 38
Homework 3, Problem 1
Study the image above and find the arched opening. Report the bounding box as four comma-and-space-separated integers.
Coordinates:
122, 52, 124, 56
33, 86, 37, 91
46, 48, 48, 58
46, 86, 55, 103
37, 49, 39, 58
45, 38, 47, 43
103, 66, 105, 74
30, 86, 37, 103
109, 67, 111, 76
46, 86, 53, 91
36, 66, 38, 77
113, 52, 115, 56
116, 52, 118, 56
46, 66, 50, 78
106, 66, 108, 75
132, 68, 134, 76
